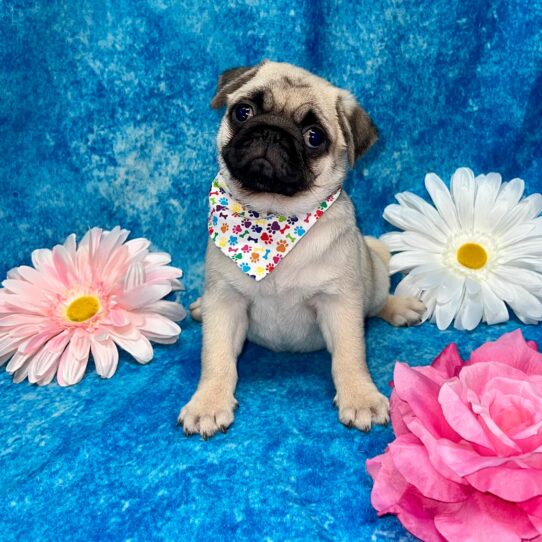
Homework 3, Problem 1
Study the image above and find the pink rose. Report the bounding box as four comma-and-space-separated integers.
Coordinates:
367, 330, 542, 542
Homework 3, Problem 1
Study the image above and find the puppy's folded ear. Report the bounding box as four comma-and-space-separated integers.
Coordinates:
211, 64, 261, 109
336, 92, 378, 166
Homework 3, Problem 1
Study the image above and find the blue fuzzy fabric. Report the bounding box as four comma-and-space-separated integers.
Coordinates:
1, 1, 542, 540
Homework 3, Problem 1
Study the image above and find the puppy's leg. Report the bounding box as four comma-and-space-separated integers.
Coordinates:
316, 295, 389, 431
179, 290, 248, 439
364, 236, 426, 326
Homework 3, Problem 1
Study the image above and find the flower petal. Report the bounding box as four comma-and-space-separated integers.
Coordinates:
473, 173, 502, 231
57, 332, 91, 386
480, 282, 509, 325
111, 331, 153, 364
15, 265, 65, 293
435, 492, 538, 542
125, 237, 151, 259
389, 435, 470, 502
493, 177, 526, 234
144, 266, 183, 283
95, 227, 130, 270
145, 300, 186, 321
395, 192, 451, 236
143, 252, 172, 266
383, 203, 447, 243
108, 308, 131, 327
493, 265, 542, 294
450, 167, 476, 231
393, 362, 458, 441
30, 248, 54, 275
6, 349, 33, 373
431, 343, 463, 379
139, 313, 181, 340
118, 282, 172, 310
52, 244, 75, 286
438, 380, 495, 451
367, 447, 451, 542
454, 291, 484, 331
90, 337, 119, 378
0, 335, 25, 358
468, 330, 542, 375
169, 278, 184, 292
466, 464, 542, 502
409, 263, 450, 290
389, 251, 436, 275
124, 261, 145, 291
28, 331, 71, 382
435, 286, 463, 330
425, 172, 460, 231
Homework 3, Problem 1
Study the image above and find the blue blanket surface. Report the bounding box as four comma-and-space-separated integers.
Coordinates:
1, 1, 541, 540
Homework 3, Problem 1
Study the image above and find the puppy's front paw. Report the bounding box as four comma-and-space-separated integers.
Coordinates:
379, 295, 426, 327
334, 384, 389, 432
178, 389, 237, 439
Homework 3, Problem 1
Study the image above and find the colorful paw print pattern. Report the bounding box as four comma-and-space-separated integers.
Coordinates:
208, 172, 342, 281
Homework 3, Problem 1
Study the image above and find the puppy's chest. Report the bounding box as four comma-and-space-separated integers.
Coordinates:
240, 244, 343, 352
245, 281, 325, 352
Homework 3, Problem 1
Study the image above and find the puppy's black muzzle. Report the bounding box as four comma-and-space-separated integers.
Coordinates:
222, 114, 308, 196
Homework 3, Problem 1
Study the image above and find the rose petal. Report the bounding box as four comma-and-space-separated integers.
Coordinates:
402, 413, 483, 484
459, 363, 542, 455
367, 448, 452, 542
519, 497, 542, 535
437, 436, 510, 476
393, 362, 458, 441
435, 492, 538, 542
390, 394, 411, 437
466, 463, 542, 502
431, 343, 463, 378
468, 329, 542, 375
438, 380, 495, 451
389, 435, 470, 502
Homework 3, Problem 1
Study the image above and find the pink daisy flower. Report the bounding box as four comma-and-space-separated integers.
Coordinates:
0, 227, 185, 386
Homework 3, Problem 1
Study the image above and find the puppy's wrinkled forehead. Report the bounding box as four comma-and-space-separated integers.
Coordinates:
231, 64, 337, 128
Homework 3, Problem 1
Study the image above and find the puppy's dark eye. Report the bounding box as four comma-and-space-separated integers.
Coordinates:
233, 103, 254, 122
303, 127, 326, 149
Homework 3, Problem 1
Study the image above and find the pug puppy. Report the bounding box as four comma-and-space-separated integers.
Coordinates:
179, 61, 425, 438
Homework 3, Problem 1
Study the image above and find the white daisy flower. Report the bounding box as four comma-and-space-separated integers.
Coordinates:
381, 167, 542, 330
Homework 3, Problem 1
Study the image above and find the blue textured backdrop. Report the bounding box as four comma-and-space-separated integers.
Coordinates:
1, 1, 541, 540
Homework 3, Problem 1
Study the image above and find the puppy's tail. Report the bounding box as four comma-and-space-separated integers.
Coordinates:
365, 236, 391, 266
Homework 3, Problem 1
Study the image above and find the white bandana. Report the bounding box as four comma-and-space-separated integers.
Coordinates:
208, 172, 342, 280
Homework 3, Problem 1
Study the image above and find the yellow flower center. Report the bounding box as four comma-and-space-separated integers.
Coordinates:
456, 243, 488, 270
65, 295, 101, 322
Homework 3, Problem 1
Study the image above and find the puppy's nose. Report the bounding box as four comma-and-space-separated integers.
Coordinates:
248, 157, 274, 180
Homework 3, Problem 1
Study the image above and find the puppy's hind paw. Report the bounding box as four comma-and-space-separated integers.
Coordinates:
378, 295, 426, 327
189, 297, 202, 322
